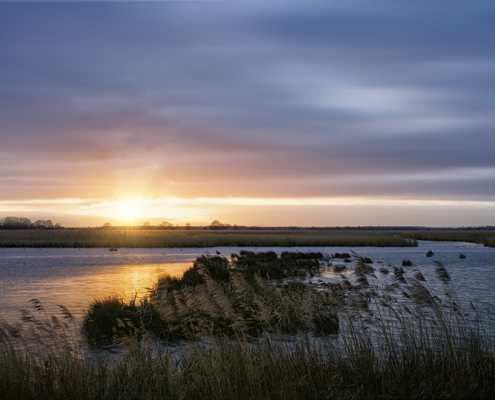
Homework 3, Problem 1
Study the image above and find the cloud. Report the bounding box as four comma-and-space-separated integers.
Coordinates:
1, 0, 495, 226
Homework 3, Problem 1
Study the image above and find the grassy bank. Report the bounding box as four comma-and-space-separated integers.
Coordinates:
0, 228, 418, 248
400, 229, 495, 247
1, 253, 494, 399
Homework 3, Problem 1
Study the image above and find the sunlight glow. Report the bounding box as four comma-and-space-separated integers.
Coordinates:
3, 196, 495, 214
111, 199, 149, 221
3, 196, 495, 227
80, 197, 195, 223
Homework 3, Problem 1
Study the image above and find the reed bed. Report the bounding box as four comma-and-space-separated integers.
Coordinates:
0, 228, 418, 248
82, 252, 340, 345
401, 229, 495, 247
1, 253, 494, 399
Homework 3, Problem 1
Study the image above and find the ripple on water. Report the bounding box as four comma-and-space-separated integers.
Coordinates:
0, 241, 494, 325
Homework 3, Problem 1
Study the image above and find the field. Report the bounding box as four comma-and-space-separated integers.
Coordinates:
1, 252, 494, 399
0, 228, 425, 248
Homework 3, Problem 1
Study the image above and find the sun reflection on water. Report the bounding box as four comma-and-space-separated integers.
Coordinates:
82, 262, 190, 301
9, 262, 193, 322
108, 262, 189, 300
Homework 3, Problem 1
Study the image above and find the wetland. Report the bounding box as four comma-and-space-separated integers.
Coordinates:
1, 239, 495, 399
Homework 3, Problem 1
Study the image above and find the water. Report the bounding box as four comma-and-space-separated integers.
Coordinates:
312, 240, 495, 312
0, 241, 494, 325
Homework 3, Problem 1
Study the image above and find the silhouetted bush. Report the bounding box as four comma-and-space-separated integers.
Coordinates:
333, 252, 351, 259
81, 296, 142, 347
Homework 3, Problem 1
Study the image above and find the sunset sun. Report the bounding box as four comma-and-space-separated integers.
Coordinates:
111, 199, 149, 221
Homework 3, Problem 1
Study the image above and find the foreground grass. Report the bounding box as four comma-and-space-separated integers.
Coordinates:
2, 254, 494, 399
2, 332, 493, 400
0, 228, 419, 248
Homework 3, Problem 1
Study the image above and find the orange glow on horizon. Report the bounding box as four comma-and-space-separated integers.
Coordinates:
87, 197, 197, 224
2, 196, 495, 227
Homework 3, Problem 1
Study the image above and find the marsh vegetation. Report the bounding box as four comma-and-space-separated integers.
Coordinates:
0, 228, 419, 248
401, 229, 495, 247
82, 251, 339, 346
1, 251, 494, 399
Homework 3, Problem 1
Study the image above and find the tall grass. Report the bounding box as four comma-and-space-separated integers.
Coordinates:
1, 254, 494, 399
81, 252, 340, 344
401, 229, 495, 247
0, 228, 418, 248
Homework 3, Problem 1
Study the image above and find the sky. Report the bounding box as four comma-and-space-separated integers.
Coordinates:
1, 0, 495, 227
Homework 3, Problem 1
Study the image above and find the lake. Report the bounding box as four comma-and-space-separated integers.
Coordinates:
1, 241, 494, 325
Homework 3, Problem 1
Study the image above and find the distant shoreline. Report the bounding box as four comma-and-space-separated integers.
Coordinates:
0, 228, 493, 248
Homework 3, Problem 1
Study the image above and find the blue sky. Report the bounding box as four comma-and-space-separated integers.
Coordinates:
1, 1, 495, 226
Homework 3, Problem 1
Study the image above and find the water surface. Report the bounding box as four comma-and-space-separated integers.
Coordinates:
0, 241, 493, 324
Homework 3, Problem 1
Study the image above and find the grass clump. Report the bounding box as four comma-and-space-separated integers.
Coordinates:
426, 249, 434, 257
233, 250, 323, 279
402, 259, 414, 266
80, 252, 339, 344
81, 296, 143, 347
149, 254, 340, 339
333, 264, 347, 272
333, 252, 351, 259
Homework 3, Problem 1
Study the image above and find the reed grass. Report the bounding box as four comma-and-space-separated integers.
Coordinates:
333, 264, 347, 272
400, 229, 495, 247
4, 316, 493, 400
82, 252, 340, 344
81, 296, 142, 347
1, 254, 494, 399
0, 228, 418, 248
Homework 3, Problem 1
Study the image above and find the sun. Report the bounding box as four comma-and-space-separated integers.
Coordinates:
111, 198, 148, 221
75, 196, 199, 224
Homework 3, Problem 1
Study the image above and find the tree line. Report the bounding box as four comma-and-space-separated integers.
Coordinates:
101, 220, 237, 230
0, 216, 63, 230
